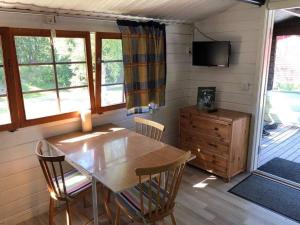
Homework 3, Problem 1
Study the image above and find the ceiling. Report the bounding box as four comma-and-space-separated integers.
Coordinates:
275, 10, 294, 23
274, 9, 300, 23
0, 0, 238, 22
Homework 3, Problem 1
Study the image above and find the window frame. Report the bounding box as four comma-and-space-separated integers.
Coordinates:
95, 32, 125, 113
10, 28, 95, 127
0, 27, 19, 131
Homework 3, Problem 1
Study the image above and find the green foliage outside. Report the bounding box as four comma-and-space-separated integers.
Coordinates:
0, 48, 3, 64
0, 48, 5, 96
274, 82, 300, 92
102, 39, 124, 84
13, 37, 123, 91
0, 36, 124, 118
0, 68, 5, 95
15, 36, 87, 92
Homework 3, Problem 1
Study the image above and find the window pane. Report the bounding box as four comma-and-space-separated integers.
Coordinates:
273, 35, 300, 91
101, 84, 124, 107
0, 67, 6, 95
102, 39, 123, 61
23, 91, 59, 119
60, 87, 90, 113
0, 96, 11, 125
19, 65, 55, 92
54, 38, 86, 62
57, 63, 88, 88
101, 62, 124, 85
0, 47, 3, 65
90, 33, 96, 80
15, 36, 52, 64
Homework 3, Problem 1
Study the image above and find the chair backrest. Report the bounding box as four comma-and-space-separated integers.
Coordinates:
135, 151, 191, 221
134, 117, 165, 141
35, 141, 67, 201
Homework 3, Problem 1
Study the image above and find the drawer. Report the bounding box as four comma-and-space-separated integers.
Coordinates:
180, 141, 228, 177
189, 154, 228, 178
189, 115, 231, 143
181, 142, 228, 170
180, 130, 229, 157
180, 117, 190, 129
196, 150, 228, 168
189, 159, 228, 178
180, 110, 190, 120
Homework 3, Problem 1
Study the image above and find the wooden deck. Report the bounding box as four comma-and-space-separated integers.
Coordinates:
258, 124, 300, 167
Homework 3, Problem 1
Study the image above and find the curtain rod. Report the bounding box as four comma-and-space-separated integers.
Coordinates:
0, 4, 192, 25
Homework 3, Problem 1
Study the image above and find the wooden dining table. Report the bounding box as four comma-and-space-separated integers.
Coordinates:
46, 123, 188, 225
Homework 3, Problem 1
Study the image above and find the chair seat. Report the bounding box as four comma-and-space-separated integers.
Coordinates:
55, 170, 91, 197
116, 180, 168, 217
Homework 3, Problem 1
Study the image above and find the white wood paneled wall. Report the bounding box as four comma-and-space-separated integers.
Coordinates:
189, 3, 266, 114
0, 12, 192, 224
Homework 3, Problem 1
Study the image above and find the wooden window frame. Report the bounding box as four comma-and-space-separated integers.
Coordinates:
0, 28, 19, 131
10, 28, 95, 127
95, 32, 125, 113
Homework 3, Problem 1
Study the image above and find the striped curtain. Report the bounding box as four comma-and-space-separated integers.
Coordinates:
117, 20, 166, 115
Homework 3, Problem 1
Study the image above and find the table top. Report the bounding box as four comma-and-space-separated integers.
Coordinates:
46, 123, 187, 193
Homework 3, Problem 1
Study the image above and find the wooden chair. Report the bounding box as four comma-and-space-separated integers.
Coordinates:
35, 141, 93, 225
134, 117, 165, 141
103, 117, 166, 222
114, 151, 191, 225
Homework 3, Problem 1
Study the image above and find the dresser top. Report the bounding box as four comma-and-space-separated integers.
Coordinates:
180, 105, 251, 122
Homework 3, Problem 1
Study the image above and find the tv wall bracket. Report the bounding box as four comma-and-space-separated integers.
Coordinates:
240, 0, 266, 6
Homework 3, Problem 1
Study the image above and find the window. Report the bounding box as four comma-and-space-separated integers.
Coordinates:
95, 33, 125, 112
12, 29, 95, 126
0, 36, 10, 125
0, 29, 125, 131
0, 28, 18, 131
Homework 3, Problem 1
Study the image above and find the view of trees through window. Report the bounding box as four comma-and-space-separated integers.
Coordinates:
0, 30, 126, 129
15, 35, 90, 119
0, 38, 11, 125
101, 39, 125, 107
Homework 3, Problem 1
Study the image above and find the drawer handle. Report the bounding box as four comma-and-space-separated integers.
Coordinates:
192, 125, 197, 128
208, 143, 217, 148
197, 148, 201, 153
214, 127, 219, 131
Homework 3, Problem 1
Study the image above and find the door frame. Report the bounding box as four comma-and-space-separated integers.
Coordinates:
250, 8, 275, 171
250, 1, 300, 171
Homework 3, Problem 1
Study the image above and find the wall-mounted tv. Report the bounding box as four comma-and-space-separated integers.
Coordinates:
192, 41, 231, 67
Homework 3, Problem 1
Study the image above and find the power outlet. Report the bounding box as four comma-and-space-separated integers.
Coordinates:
186, 46, 192, 55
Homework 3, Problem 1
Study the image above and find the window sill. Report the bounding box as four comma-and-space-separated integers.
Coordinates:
96, 103, 126, 114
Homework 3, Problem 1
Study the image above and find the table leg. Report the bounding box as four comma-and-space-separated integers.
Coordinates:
92, 177, 99, 225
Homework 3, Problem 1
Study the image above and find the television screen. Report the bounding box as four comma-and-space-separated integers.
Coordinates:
192, 41, 231, 67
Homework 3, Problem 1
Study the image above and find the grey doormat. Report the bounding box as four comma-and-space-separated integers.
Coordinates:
229, 174, 300, 223
259, 157, 300, 183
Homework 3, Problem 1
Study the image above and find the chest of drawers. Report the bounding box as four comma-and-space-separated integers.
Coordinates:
179, 106, 251, 181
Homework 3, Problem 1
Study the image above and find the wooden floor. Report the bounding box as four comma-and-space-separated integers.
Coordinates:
18, 166, 299, 225
258, 124, 300, 167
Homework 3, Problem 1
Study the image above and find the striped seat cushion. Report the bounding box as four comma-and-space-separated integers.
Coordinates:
54, 170, 91, 197
116, 180, 168, 216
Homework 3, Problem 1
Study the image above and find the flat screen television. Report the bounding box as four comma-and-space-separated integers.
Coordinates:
192, 41, 231, 67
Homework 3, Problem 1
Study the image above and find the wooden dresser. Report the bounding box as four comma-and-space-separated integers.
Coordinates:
179, 106, 251, 181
